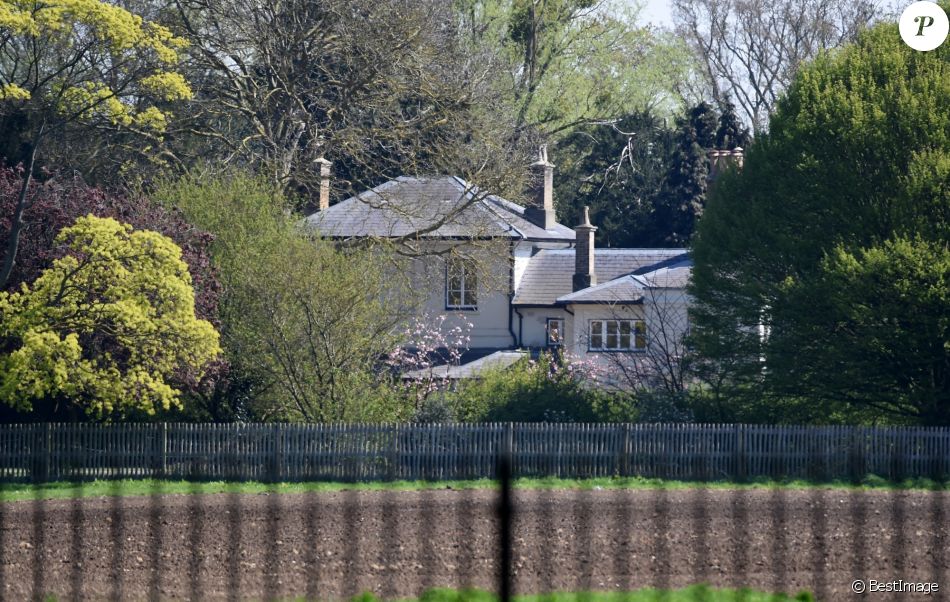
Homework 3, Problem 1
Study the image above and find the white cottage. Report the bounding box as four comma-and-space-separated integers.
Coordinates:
304, 157, 692, 382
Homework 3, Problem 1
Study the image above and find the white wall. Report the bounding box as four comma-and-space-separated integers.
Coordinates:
565, 290, 691, 373
512, 242, 533, 291
517, 307, 569, 348
409, 241, 515, 349
398, 239, 586, 351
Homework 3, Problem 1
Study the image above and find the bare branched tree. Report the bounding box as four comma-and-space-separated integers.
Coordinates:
673, 0, 889, 133
587, 286, 695, 421
603, 295, 691, 394
169, 0, 528, 202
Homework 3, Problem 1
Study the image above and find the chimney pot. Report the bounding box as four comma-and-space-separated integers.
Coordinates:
731, 147, 744, 168
315, 157, 332, 210
708, 147, 745, 183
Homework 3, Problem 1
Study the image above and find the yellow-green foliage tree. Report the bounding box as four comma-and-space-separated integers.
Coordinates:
0, 0, 192, 288
0, 216, 220, 419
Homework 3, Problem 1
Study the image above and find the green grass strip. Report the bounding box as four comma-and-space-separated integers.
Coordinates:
344, 585, 814, 602
35, 585, 817, 602
0, 473, 946, 503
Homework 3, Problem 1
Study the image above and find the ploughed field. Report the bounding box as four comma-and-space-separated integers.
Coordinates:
0, 487, 947, 600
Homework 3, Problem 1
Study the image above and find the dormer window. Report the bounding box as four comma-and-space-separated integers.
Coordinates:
446, 257, 477, 310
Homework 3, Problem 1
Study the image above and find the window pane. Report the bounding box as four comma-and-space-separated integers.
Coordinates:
463, 288, 477, 307
447, 258, 462, 306
590, 321, 602, 349
465, 263, 477, 291
620, 332, 631, 349
635, 321, 647, 348
606, 320, 618, 349
547, 319, 563, 345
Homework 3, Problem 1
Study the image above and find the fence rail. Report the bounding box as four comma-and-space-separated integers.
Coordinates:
0, 422, 948, 483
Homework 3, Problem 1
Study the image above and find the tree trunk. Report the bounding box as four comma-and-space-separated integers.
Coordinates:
0, 130, 41, 290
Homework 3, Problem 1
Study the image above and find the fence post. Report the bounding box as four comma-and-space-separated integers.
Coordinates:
387, 424, 399, 481
620, 423, 632, 477
31, 424, 49, 484
45, 423, 53, 482
272, 423, 284, 483
161, 423, 168, 477
849, 427, 865, 484
734, 424, 746, 482
504, 422, 514, 477
497, 449, 513, 602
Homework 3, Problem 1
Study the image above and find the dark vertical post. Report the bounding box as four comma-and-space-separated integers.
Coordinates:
621, 423, 631, 477
849, 426, 864, 485
272, 424, 284, 483
31, 424, 46, 484
388, 424, 399, 481
44, 423, 52, 482
734, 424, 747, 482
497, 450, 513, 602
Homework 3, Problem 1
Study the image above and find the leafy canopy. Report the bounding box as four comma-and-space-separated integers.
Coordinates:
0, 216, 220, 418
690, 15, 950, 424
0, 0, 191, 131
155, 173, 413, 422
457, 0, 693, 135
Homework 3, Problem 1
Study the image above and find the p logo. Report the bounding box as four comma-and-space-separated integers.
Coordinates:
900, 1, 949, 51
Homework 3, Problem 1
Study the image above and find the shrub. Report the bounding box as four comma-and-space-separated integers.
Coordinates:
449, 352, 603, 423
0, 216, 221, 419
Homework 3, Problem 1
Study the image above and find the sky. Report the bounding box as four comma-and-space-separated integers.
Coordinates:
638, 0, 675, 28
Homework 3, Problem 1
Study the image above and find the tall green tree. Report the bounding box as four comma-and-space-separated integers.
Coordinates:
715, 98, 750, 150
690, 16, 950, 424
456, 0, 694, 136
155, 173, 416, 422
0, 0, 192, 288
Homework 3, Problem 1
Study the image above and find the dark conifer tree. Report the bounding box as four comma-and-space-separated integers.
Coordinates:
689, 101, 719, 149
653, 102, 719, 245
715, 98, 751, 150
554, 111, 675, 247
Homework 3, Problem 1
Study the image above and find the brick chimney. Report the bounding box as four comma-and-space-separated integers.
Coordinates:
572, 206, 597, 292
315, 157, 332, 210
707, 147, 743, 183
524, 146, 556, 230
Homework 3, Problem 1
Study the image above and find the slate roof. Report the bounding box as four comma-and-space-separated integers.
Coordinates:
554, 256, 692, 304
513, 249, 687, 306
555, 277, 645, 304
631, 256, 693, 289
402, 350, 527, 380
304, 176, 575, 242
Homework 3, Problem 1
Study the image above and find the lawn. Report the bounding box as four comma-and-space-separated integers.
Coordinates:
353, 585, 814, 602
0, 473, 945, 502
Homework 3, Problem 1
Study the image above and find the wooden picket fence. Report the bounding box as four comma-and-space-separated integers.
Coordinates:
0, 422, 948, 483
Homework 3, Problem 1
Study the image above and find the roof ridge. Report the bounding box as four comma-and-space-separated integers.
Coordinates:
629, 252, 691, 276
556, 275, 645, 303
537, 248, 688, 254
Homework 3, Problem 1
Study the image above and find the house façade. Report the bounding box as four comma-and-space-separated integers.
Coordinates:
303, 153, 695, 377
